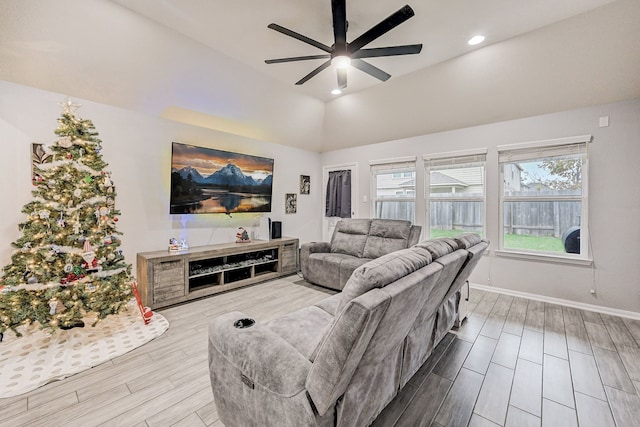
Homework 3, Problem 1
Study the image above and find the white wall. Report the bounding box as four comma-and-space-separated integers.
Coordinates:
321, 99, 640, 313
0, 81, 323, 275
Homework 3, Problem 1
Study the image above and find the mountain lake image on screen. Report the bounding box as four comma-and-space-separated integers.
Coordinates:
170, 142, 274, 214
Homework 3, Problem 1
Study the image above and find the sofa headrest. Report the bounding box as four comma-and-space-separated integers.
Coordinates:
454, 233, 483, 249
415, 238, 459, 259
369, 219, 411, 239
362, 219, 413, 259
330, 219, 372, 257
337, 246, 433, 313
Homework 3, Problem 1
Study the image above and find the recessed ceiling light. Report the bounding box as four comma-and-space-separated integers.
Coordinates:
331, 88, 342, 95
468, 35, 485, 46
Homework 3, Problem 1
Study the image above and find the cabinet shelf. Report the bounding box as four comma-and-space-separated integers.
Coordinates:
189, 258, 278, 278
137, 238, 298, 309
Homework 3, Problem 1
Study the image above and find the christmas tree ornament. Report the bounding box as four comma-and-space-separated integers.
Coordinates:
57, 137, 73, 148
59, 97, 80, 114
64, 263, 73, 273
103, 235, 112, 245
66, 152, 73, 160
57, 213, 65, 227
84, 175, 92, 183
73, 188, 81, 197
48, 299, 58, 315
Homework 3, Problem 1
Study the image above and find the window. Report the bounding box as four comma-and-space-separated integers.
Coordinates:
424, 150, 486, 239
370, 157, 416, 223
498, 135, 590, 259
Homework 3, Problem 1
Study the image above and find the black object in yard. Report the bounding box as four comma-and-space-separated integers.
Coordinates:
562, 226, 581, 254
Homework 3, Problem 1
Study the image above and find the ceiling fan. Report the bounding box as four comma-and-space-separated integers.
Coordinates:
265, 0, 422, 90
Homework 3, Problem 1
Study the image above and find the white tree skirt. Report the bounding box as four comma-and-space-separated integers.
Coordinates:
0, 300, 169, 398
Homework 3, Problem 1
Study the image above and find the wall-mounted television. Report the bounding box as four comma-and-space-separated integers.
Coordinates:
170, 142, 274, 214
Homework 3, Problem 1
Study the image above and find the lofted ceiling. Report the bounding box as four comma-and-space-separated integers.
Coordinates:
112, 0, 618, 102
0, 0, 638, 152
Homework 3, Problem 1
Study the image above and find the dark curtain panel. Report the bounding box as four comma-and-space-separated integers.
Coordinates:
326, 170, 351, 218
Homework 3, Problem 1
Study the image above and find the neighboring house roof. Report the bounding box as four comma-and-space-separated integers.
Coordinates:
429, 171, 468, 188
400, 178, 416, 188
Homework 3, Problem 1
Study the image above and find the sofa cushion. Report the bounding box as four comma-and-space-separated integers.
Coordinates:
314, 293, 342, 316
266, 306, 334, 359
337, 246, 433, 313
362, 219, 412, 259
339, 257, 371, 289
416, 238, 459, 259
454, 232, 483, 249
330, 219, 372, 257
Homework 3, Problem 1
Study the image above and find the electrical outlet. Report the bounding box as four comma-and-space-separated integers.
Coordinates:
590, 289, 596, 295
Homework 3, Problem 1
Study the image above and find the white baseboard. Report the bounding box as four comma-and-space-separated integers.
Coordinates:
470, 283, 640, 321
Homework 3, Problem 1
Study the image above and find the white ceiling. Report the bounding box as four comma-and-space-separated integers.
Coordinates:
1, 0, 638, 152
112, 0, 617, 102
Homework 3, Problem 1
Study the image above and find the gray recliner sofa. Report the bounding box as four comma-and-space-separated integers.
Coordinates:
300, 218, 422, 291
208, 233, 489, 427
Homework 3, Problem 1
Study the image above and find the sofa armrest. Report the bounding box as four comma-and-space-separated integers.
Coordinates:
301, 241, 331, 255
208, 311, 311, 396
300, 242, 331, 278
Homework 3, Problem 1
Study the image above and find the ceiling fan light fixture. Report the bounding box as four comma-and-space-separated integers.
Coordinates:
332, 55, 351, 69
468, 35, 485, 46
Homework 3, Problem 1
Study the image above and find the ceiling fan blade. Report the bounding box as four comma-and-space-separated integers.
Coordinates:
268, 23, 332, 53
295, 60, 332, 85
265, 54, 331, 64
351, 59, 391, 82
337, 68, 347, 89
332, 0, 347, 54
352, 44, 422, 59
348, 5, 415, 53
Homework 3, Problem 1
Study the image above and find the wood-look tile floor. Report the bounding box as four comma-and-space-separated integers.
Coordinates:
1, 277, 639, 426
376, 288, 640, 427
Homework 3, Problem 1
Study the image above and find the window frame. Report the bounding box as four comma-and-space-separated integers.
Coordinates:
496, 134, 592, 263
423, 149, 487, 240
370, 157, 417, 222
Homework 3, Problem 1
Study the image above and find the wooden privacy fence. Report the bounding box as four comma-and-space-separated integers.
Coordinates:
377, 198, 581, 238
430, 200, 581, 237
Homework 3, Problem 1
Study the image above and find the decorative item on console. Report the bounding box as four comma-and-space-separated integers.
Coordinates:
168, 238, 189, 253
236, 227, 251, 243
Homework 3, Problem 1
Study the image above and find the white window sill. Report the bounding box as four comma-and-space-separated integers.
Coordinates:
494, 249, 593, 266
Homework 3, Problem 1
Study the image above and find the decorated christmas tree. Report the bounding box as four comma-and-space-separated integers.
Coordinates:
0, 99, 132, 336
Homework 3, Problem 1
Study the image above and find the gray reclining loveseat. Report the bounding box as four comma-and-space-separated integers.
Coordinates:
208, 233, 488, 427
300, 218, 422, 291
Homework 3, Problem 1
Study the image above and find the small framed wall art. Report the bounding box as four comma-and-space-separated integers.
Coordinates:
300, 175, 310, 195
31, 142, 52, 185
285, 193, 297, 214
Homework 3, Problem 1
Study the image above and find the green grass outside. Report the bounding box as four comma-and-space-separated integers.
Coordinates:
430, 229, 565, 253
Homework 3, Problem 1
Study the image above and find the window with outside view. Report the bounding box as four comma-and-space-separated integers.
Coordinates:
424, 151, 486, 239
498, 137, 589, 257
371, 159, 416, 223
